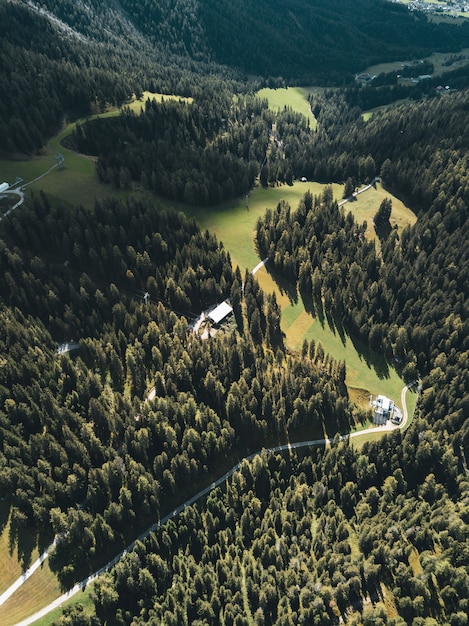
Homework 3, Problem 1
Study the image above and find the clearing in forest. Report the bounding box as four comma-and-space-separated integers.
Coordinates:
189, 180, 416, 403
256, 87, 317, 129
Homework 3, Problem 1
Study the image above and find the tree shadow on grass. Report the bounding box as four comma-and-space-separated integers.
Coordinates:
267, 270, 395, 382
5, 505, 55, 572
348, 331, 391, 380
9, 515, 38, 571
299, 290, 392, 380
0, 501, 10, 537
374, 219, 392, 241
264, 264, 298, 305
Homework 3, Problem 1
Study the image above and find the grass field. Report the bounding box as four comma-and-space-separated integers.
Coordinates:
256, 87, 317, 129
0, 91, 189, 209
31, 588, 95, 626
0, 557, 61, 626
186, 181, 342, 272
363, 47, 469, 78
188, 180, 416, 403
126, 91, 193, 114
0, 517, 40, 595
347, 182, 416, 248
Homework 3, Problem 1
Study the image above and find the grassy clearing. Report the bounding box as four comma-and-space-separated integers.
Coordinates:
362, 99, 410, 121
187, 181, 414, 403
364, 47, 469, 78
350, 429, 390, 451
402, 389, 418, 431
0, 558, 61, 626
186, 182, 342, 272
32, 588, 95, 626
0, 521, 25, 594
126, 91, 193, 114
408, 546, 423, 576
0, 512, 45, 594
346, 182, 417, 246
256, 87, 317, 129
252, 266, 404, 402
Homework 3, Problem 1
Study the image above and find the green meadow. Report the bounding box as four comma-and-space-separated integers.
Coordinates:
363, 46, 469, 78
189, 180, 416, 405
0, 516, 62, 626
0, 89, 417, 409
256, 87, 317, 129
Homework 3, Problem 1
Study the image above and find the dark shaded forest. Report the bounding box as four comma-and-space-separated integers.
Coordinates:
66, 93, 269, 206
3, 0, 469, 155
0, 195, 352, 588
57, 434, 469, 626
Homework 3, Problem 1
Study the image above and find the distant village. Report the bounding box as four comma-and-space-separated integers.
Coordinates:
392, 0, 469, 16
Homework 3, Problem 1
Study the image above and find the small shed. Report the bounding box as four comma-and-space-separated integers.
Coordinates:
208, 301, 233, 326
0, 182, 9, 195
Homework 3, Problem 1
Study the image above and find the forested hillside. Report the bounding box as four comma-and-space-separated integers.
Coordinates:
0, 195, 352, 589
1, 2, 469, 625
255, 89, 469, 444
3, 0, 469, 154
66, 93, 268, 206
63, 434, 469, 626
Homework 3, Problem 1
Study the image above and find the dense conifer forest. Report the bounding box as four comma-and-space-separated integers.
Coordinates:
1, 1, 469, 625
3, 0, 469, 154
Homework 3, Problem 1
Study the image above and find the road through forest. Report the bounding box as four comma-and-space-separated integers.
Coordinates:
5, 383, 416, 626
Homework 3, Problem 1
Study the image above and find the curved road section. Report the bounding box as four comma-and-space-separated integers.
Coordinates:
8, 382, 417, 626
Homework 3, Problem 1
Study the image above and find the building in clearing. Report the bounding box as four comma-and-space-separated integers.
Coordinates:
373, 395, 394, 425
0, 182, 9, 195
207, 301, 233, 326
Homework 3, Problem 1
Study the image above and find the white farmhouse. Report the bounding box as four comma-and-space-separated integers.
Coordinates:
373, 395, 394, 425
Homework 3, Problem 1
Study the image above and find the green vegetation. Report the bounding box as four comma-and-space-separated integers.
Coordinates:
1, 2, 469, 625
1, 560, 61, 626
256, 87, 317, 129
126, 91, 193, 113
187, 180, 415, 401
186, 182, 342, 272
33, 591, 95, 626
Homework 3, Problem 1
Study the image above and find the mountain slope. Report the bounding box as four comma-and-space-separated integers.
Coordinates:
3, 0, 469, 154
119, 0, 469, 82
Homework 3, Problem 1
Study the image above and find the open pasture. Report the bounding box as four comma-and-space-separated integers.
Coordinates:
188, 180, 415, 403
345, 182, 417, 246
126, 91, 193, 114
256, 87, 317, 129
186, 181, 342, 273
1, 103, 416, 407
363, 46, 469, 78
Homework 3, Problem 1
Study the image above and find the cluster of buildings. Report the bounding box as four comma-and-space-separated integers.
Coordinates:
397, 0, 469, 16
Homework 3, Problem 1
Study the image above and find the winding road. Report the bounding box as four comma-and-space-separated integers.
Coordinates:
0, 159, 62, 223
5, 382, 416, 626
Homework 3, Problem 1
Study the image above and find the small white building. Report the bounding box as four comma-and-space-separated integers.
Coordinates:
0, 182, 9, 195
207, 301, 233, 326
373, 395, 394, 425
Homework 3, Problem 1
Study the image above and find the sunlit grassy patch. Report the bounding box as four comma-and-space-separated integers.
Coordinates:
256, 87, 317, 129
